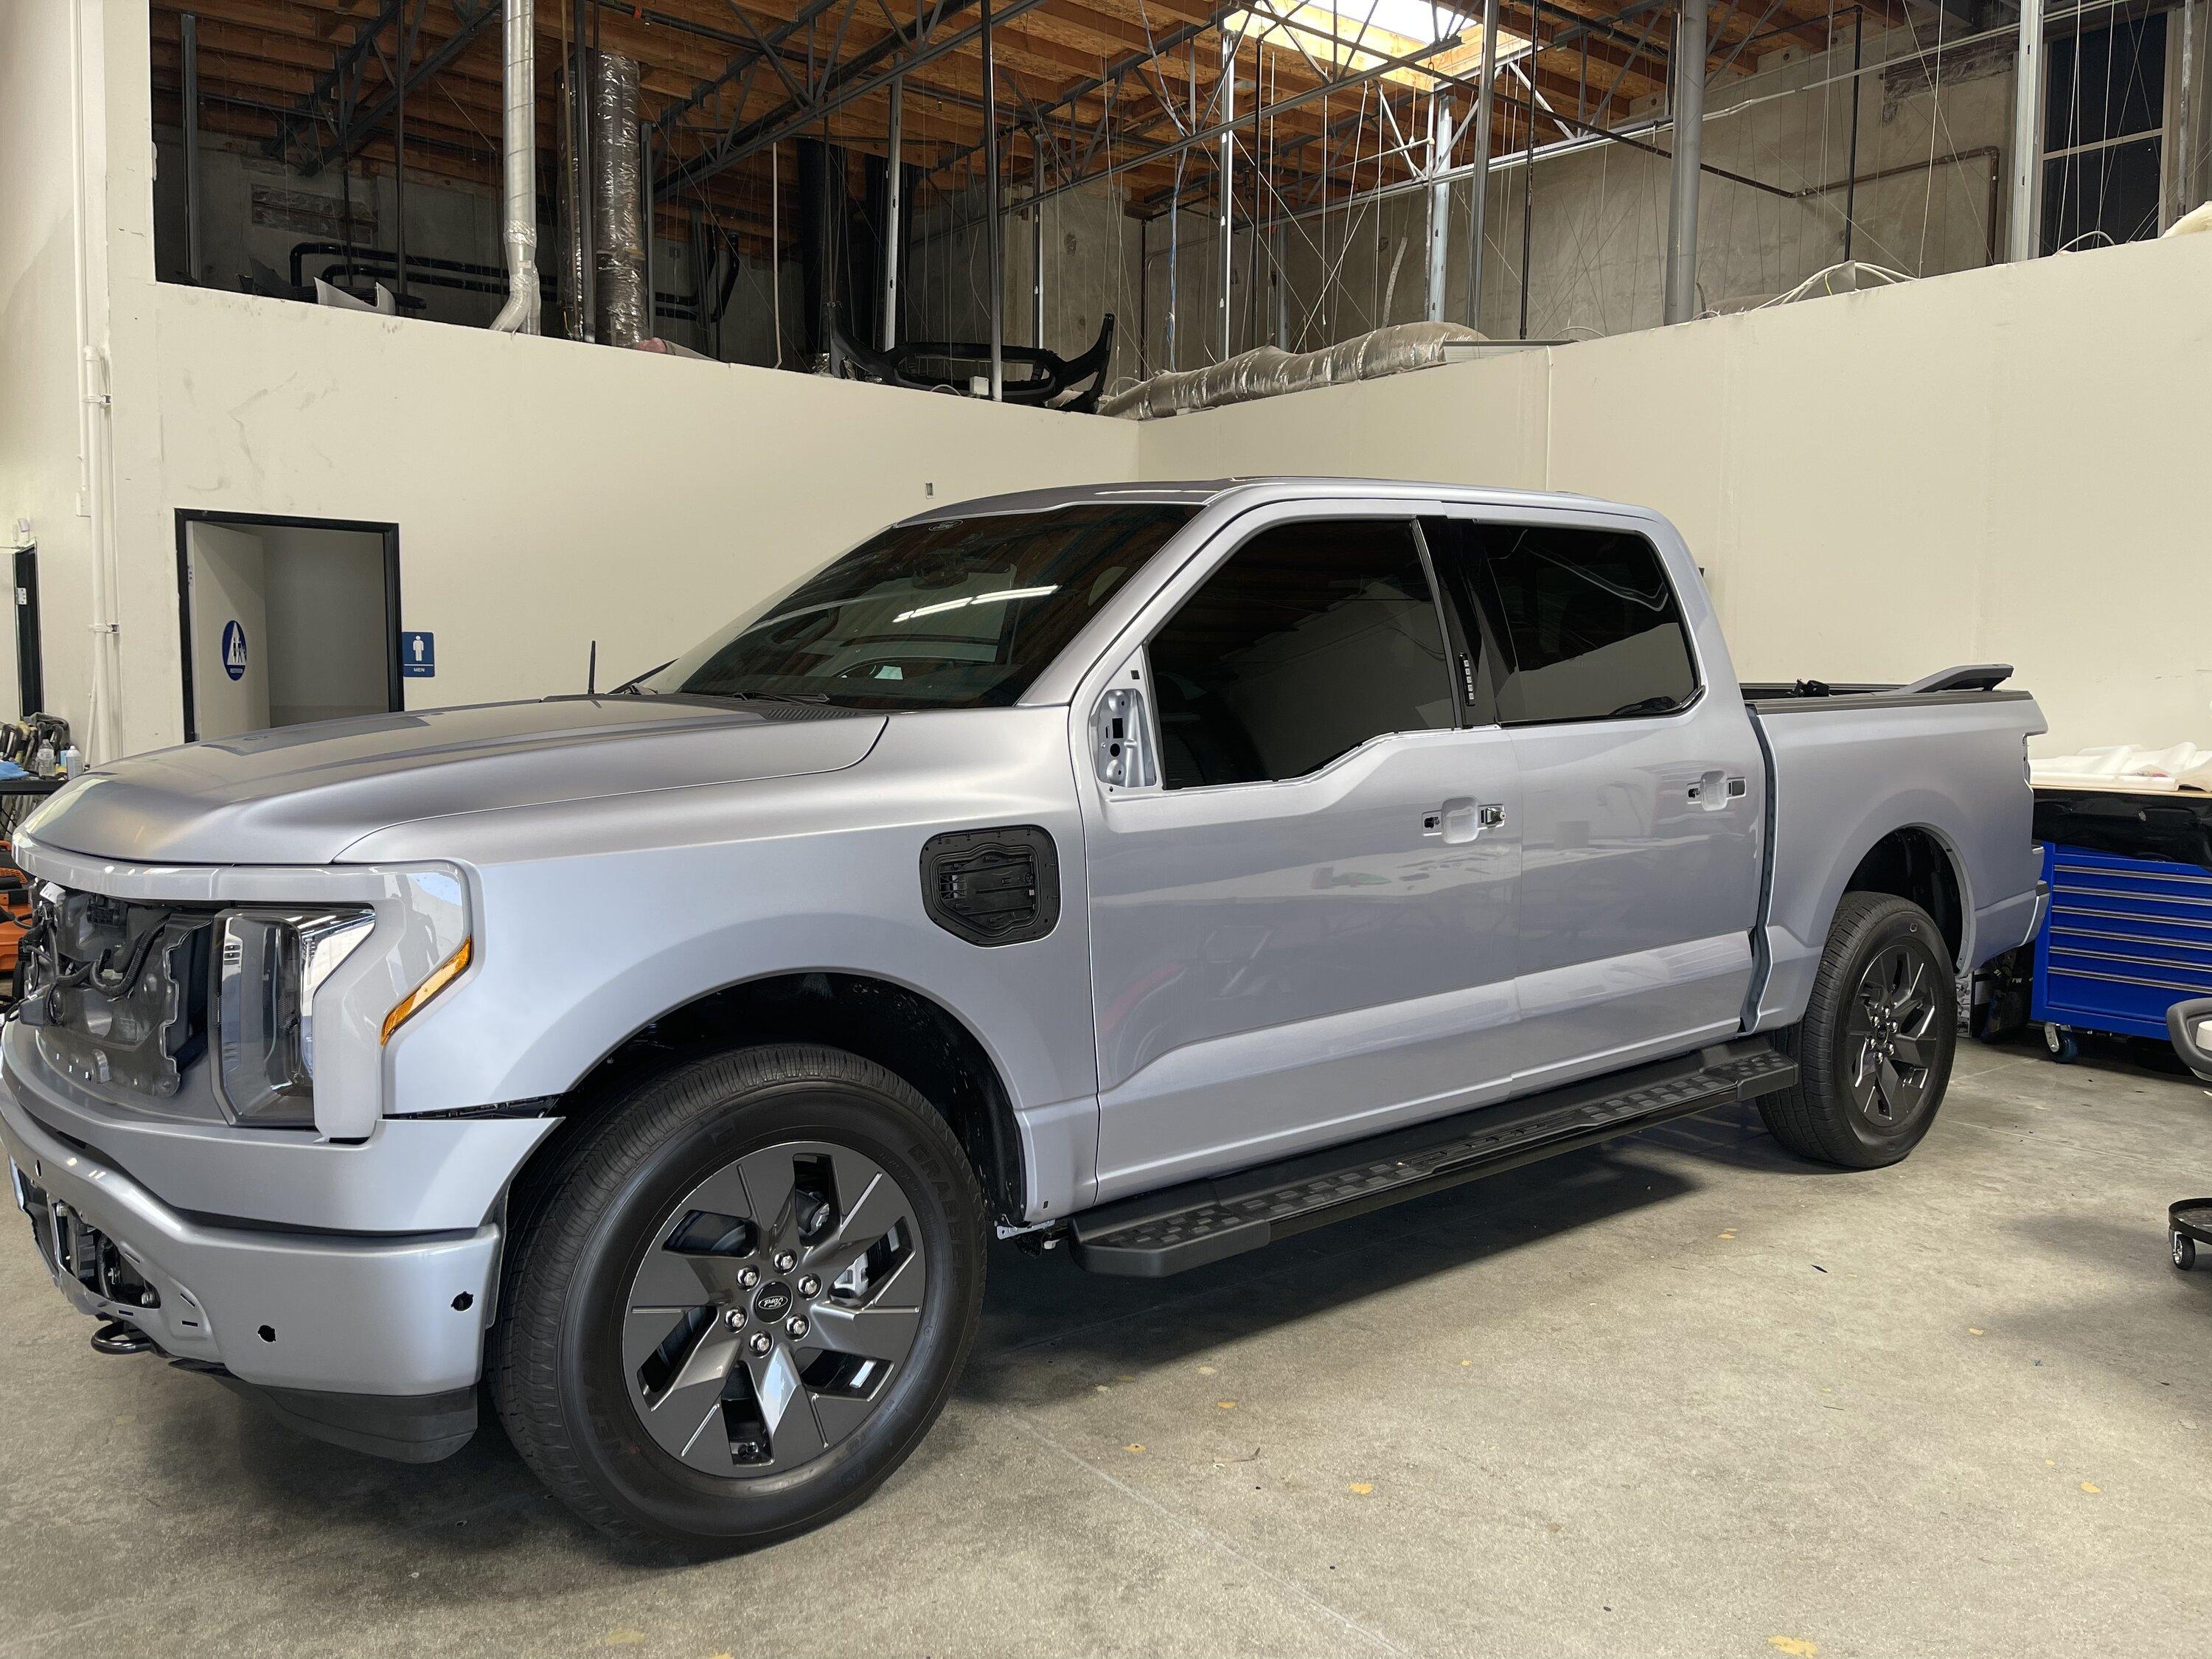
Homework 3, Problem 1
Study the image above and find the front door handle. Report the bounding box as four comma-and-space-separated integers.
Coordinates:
1425, 799, 1506, 843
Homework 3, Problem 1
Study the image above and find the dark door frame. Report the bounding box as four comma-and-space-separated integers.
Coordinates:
174, 509, 403, 742
13, 545, 43, 718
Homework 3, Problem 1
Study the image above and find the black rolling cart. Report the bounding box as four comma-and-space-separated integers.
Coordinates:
2168, 997, 2212, 1272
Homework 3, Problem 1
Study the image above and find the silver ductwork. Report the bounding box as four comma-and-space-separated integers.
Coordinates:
1099, 321, 1486, 420
591, 52, 648, 348
488, 0, 539, 334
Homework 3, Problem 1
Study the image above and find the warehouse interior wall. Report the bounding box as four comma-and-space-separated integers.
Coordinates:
7, 1, 2207, 765
1134, 232, 2212, 759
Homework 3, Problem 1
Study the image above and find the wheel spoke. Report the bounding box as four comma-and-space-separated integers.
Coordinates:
735, 1147, 799, 1251
804, 1171, 913, 1283
641, 1324, 748, 1472
810, 1301, 922, 1363
629, 1248, 719, 1311
748, 1346, 830, 1469
1891, 957, 1929, 1022
809, 1390, 877, 1450
1875, 1057, 1905, 1119
1891, 1034, 1934, 1067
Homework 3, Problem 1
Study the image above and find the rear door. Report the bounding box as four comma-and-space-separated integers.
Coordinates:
1077, 504, 1522, 1200
1427, 510, 1764, 1088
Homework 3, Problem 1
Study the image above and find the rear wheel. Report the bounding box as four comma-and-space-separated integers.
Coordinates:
490, 1044, 987, 1548
1761, 893, 1956, 1169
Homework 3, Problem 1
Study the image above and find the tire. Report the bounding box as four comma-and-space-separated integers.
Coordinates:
490, 1043, 987, 1548
1759, 893, 1957, 1169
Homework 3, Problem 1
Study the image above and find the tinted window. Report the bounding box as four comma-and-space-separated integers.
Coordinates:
638, 503, 1192, 709
1472, 525, 1699, 725
1148, 520, 1453, 790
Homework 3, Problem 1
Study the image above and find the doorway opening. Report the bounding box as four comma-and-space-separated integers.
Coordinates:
175, 512, 402, 742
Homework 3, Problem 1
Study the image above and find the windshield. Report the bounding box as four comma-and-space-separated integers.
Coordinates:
636, 502, 1194, 709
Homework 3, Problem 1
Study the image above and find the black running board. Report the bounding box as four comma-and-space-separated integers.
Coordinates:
1068, 1039, 1795, 1277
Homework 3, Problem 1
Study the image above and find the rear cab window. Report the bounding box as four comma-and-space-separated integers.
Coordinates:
1427, 519, 1700, 725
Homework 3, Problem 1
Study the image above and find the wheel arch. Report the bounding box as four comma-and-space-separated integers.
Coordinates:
1840, 824, 1968, 966
525, 971, 1029, 1225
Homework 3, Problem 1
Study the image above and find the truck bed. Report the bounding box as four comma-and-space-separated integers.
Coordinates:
1745, 667, 2046, 1034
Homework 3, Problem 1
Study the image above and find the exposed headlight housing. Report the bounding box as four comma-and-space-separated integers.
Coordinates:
214, 908, 375, 1127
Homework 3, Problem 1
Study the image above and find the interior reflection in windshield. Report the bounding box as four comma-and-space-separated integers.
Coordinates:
638, 502, 1195, 709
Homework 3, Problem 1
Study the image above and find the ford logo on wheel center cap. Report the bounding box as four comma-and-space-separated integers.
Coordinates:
752, 1282, 793, 1322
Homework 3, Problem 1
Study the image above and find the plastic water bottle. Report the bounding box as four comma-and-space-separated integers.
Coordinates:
60, 745, 83, 779
31, 742, 54, 777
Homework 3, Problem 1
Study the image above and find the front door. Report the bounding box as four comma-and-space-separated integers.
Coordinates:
1080, 509, 1522, 1201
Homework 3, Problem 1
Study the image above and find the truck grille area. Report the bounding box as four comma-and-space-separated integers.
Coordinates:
13, 885, 214, 1099
14, 1166, 161, 1311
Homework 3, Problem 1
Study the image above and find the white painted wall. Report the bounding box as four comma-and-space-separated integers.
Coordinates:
121, 285, 1139, 744
1134, 232, 2212, 757
0, 0, 87, 728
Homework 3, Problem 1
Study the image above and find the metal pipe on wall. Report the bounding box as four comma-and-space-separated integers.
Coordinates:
982, 0, 1004, 399
1219, 29, 1236, 361
1842, 5, 1862, 262
2008, 0, 2045, 259
181, 13, 203, 284
490, 0, 540, 333
1426, 97, 1452, 323
1032, 132, 1046, 346
1663, 0, 1705, 323
883, 78, 904, 349
1467, 0, 1499, 330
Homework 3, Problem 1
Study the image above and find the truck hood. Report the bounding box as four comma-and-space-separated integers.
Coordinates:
24, 697, 888, 866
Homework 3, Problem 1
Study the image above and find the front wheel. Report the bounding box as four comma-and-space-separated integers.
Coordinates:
490, 1044, 987, 1548
1760, 893, 1957, 1169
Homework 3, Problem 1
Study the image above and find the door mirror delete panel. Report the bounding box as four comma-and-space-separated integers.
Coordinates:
1092, 686, 1157, 788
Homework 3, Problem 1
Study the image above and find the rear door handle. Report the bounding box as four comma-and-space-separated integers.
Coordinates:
1688, 770, 1745, 810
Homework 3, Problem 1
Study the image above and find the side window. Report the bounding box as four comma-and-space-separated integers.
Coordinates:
1471, 524, 1700, 726
1147, 519, 1453, 790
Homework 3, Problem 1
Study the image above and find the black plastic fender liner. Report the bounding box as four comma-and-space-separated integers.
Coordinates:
919, 827, 1060, 947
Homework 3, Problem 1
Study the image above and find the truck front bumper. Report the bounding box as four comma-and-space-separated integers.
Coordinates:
2, 1079, 504, 1461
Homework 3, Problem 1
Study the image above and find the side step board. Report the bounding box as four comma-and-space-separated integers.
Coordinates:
1068, 1039, 1796, 1278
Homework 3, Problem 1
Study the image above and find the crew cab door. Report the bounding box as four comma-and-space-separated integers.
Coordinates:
1074, 504, 1522, 1201
1424, 509, 1765, 1089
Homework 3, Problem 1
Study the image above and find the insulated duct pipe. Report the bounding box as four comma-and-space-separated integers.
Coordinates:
1099, 320, 1484, 420
1663, 0, 1706, 324
489, 0, 540, 333
591, 52, 648, 346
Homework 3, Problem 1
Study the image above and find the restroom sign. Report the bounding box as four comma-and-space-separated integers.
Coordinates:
400, 630, 435, 678
220, 619, 248, 681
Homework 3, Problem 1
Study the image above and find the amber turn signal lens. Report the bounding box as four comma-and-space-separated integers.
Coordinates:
380, 937, 473, 1044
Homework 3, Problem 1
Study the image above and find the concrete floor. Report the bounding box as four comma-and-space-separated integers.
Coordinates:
4, 1037, 2208, 1658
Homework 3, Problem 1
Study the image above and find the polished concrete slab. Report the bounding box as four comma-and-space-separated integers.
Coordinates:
4, 1037, 2208, 1658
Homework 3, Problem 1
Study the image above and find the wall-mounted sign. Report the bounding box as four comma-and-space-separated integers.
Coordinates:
221, 619, 248, 681
401, 630, 435, 678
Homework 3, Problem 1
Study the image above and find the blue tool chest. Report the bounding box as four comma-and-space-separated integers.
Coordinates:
2034, 844, 2212, 1041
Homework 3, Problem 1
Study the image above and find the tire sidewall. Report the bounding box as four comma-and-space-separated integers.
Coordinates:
535, 1057, 984, 1547
1819, 902, 1956, 1162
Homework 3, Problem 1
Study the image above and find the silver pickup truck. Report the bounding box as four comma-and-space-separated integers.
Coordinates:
3, 479, 2045, 1548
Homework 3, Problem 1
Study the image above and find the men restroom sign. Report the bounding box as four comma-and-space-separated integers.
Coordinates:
220, 619, 248, 681
401, 630, 435, 678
